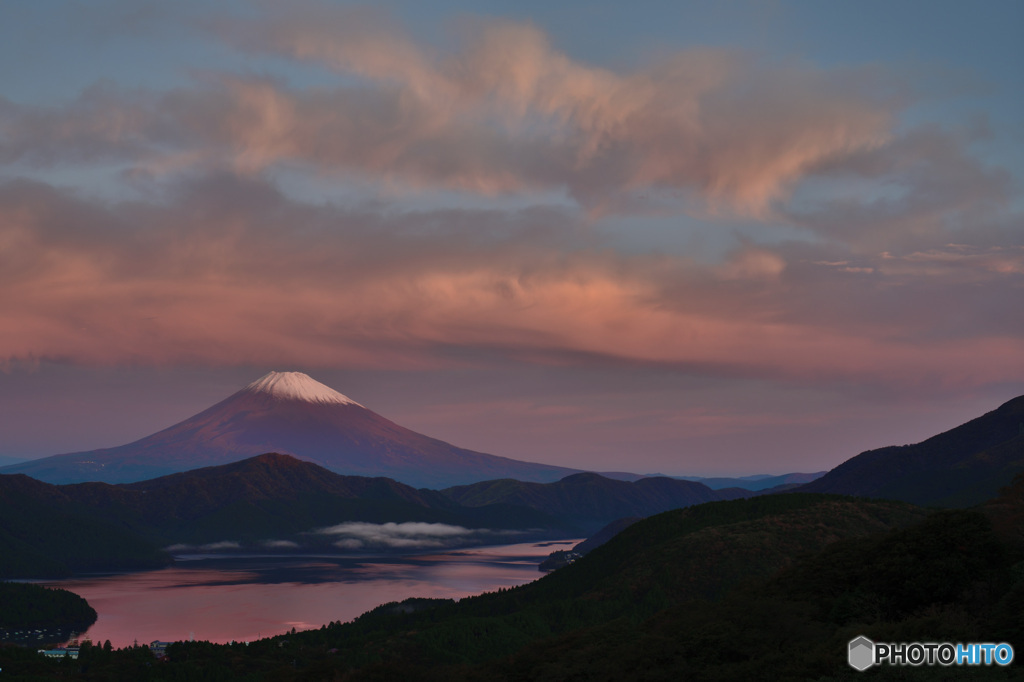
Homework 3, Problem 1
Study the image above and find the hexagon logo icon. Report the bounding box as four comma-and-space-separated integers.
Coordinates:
848, 636, 874, 671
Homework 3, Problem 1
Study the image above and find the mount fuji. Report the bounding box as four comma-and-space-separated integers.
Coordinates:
1, 371, 582, 489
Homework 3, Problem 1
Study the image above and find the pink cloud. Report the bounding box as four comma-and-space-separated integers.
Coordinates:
220, 13, 896, 214
0, 14, 897, 216
1, 177, 1021, 392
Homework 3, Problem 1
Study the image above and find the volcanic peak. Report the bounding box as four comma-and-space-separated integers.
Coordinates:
244, 371, 361, 406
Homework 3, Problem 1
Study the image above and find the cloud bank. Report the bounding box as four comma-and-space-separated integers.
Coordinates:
1, 10, 897, 216
0, 172, 1019, 390
314, 521, 512, 549
0, 9, 1020, 398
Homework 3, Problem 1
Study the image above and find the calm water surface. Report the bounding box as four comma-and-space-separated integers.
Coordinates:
44, 540, 578, 648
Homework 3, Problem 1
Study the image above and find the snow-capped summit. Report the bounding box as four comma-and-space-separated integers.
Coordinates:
245, 371, 362, 406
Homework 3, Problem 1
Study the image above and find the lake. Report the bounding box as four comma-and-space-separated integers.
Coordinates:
42, 540, 578, 648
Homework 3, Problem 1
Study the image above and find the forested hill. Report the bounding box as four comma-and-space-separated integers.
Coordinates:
0, 582, 96, 631
0, 474, 171, 579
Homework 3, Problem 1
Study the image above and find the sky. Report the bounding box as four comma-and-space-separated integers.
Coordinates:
1, 0, 1022, 476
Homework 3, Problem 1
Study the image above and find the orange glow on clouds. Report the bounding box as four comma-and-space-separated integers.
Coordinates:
2, 181, 1021, 390
0, 11, 1020, 405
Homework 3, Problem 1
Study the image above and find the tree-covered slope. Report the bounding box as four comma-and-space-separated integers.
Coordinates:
490, 489, 1024, 681
0, 474, 171, 579
0, 583, 96, 630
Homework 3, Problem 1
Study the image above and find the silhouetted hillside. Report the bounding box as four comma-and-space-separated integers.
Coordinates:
0, 582, 96, 631
798, 395, 1024, 506
539, 516, 641, 571
573, 516, 642, 555
0, 474, 171, 579
491, 487, 1023, 681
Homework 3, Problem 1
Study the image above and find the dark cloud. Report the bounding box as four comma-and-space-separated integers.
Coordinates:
787, 126, 1014, 251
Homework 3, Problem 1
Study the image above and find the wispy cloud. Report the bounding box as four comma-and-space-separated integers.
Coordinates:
314, 521, 513, 549
879, 244, 1024, 277
221, 9, 900, 215
0, 11, 898, 217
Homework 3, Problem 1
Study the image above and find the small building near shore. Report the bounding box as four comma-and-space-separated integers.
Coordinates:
149, 641, 171, 658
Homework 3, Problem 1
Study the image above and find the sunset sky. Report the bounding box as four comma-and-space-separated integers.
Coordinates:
1, 0, 1022, 476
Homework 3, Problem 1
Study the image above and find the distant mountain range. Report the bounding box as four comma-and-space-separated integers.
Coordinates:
442, 473, 753, 532
5, 391, 1024, 677
0, 454, 573, 578
0, 452, 786, 578
4, 370, 1021, 566
0, 371, 841, 493
795, 395, 1024, 506
0, 371, 582, 489
0, 455, 860, 581
677, 471, 826, 491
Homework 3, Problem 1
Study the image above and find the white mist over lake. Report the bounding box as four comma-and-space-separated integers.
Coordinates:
44, 540, 578, 648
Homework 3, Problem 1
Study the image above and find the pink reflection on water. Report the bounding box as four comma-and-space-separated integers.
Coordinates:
44, 540, 580, 648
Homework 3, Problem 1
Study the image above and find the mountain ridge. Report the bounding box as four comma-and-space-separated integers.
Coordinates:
796, 394, 1024, 506
0, 453, 574, 578
442, 471, 754, 532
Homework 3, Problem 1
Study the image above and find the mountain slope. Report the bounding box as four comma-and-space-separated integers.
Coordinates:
797, 394, 1024, 506
0, 474, 171, 579
443, 471, 754, 532
1, 371, 580, 488
0, 454, 571, 577
487, 491, 1021, 682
